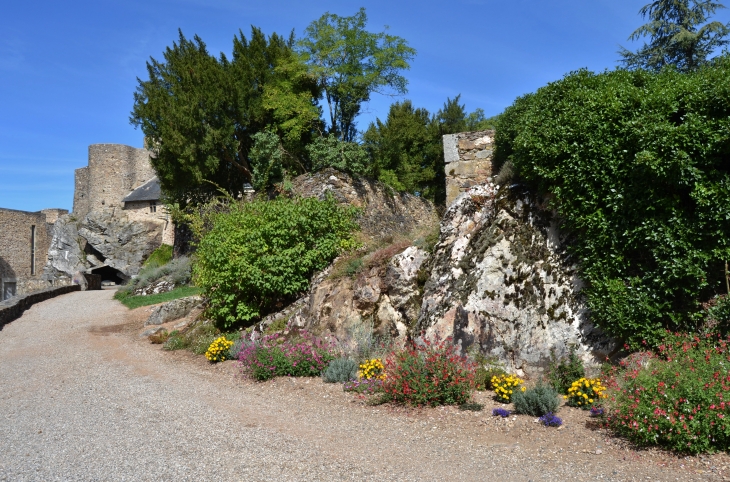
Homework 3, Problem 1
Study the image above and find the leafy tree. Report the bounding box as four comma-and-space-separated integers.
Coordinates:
306, 135, 370, 175
495, 60, 730, 347
363, 100, 442, 201
130, 28, 320, 205
297, 7, 416, 141
620, 0, 730, 71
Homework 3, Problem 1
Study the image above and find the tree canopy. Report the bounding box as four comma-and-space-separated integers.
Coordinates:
130, 28, 320, 205
620, 0, 730, 71
297, 7, 416, 142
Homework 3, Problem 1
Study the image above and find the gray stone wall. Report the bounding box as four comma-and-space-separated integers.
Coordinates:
74, 144, 155, 218
443, 130, 495, 205
73, 167, 89, 217
0, 208, 69, 299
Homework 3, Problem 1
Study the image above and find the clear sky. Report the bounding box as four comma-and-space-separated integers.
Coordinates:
1, 0, 728, 212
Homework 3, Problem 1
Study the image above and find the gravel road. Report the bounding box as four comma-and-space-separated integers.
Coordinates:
0, 291, 722, 481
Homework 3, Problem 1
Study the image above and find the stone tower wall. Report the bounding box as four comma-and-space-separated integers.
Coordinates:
74, 144, 155, 218
442, 130, 495, 205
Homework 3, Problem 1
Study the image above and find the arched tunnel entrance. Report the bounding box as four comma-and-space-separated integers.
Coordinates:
90, 266, 128, 286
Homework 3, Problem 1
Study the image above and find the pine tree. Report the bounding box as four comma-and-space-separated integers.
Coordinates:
620, 0, 730, 71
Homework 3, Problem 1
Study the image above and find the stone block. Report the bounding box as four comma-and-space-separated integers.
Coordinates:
442, 134, 459, 164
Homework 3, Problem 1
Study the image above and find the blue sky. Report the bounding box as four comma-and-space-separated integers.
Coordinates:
1, 0, 728, 212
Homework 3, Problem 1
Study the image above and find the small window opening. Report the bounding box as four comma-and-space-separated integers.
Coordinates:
149, 201, 157, 213
30, 225, 36, 275
3, 282, 16, 301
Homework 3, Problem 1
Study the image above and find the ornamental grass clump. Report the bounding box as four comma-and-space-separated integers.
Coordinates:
491, 373, 525, 403
564, 377, 606, 409
205, 336, 234, 363
512, 382, 560, 417
605, 331, 730, 454
382, 337, 476, 407
238, 330, 336, 381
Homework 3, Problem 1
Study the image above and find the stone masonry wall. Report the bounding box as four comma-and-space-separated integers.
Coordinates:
443, 130, 495, 205
0, 208, 69, 299
74, 144, 156, 218
124, 201, 175, 246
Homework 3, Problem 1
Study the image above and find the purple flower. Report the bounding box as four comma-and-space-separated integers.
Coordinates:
589, 406, 604, 417
538, 412, 562, 427
492, 408, 510, 418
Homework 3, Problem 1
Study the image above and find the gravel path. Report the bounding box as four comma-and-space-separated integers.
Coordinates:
0, 291, 724, 481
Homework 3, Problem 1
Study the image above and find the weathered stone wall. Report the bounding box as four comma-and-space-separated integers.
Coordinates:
74, 144, 156, 218
443, 130, 495, 205
72, 167, 90, 217
123, 201, 175, 246
0, 208, 70, 299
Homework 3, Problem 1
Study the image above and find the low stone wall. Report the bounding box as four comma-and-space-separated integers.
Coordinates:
0, 285, 81, 329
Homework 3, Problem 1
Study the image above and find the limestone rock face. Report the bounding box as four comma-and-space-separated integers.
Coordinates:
44, 215, 86, 280
291, 168, 439, 241
417, 183, 616, 376
45, 210, 163, 280
146, 296, 203, 326
277, 246, 430, 341
78, 210, 162, 278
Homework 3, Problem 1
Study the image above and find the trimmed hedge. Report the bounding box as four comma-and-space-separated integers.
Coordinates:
495, 57, 730, 347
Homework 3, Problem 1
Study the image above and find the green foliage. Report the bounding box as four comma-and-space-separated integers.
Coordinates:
363, 100, 442, 202
475, 366, 508, 391
606, 332, 730, 454
114, 286, 200, 310
130, 28, 319, 204
193, 195, 359, 329
620, 0, 730, 72
546, 346, 586, 394
297, 7, 416, 141
249, 130, 286, 191
161, 321, 221, 354
495, 61, 730, 347
703, 294, 730, 333
306, 134, 370, 175
162, 330, 186, 351
143, 244, 173, 268
322, 357, 359, 383
512, 382, 560, 417
383, 338, 476, 406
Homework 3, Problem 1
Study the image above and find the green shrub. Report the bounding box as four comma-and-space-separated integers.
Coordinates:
322, 357, 359, 383
546, 347, 585, 394
703, 294, 730, 334
306, 135, 370, 176
512, 382, 560, 417
606, 332, 730, 454
194, 195, 359, 329
144, 244, 173, 268
163, 331, 186, 351
495, 59, 730, 348
383, 338, 476, 406
475, 366, 507, 391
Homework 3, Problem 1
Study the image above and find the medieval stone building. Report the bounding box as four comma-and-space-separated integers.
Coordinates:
0, 208, 68, 300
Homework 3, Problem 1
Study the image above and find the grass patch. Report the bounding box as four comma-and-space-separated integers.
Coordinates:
115, 285, 201, 309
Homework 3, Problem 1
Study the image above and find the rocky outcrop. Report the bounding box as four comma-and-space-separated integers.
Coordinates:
45, 210, 163, 281
417, 183, 616, 376
276, 246, 429, 341
291, 169, 439, 241
145, 296, 203, 326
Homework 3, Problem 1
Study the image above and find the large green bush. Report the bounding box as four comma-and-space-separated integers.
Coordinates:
194, 195, 358, 328
495, 58, 730, 347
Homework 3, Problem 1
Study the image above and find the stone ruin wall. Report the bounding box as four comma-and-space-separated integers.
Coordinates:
442, 130, 495, 205
124, 201, 175, 246
73, 144, 156, 218
0, 208, 70, 299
